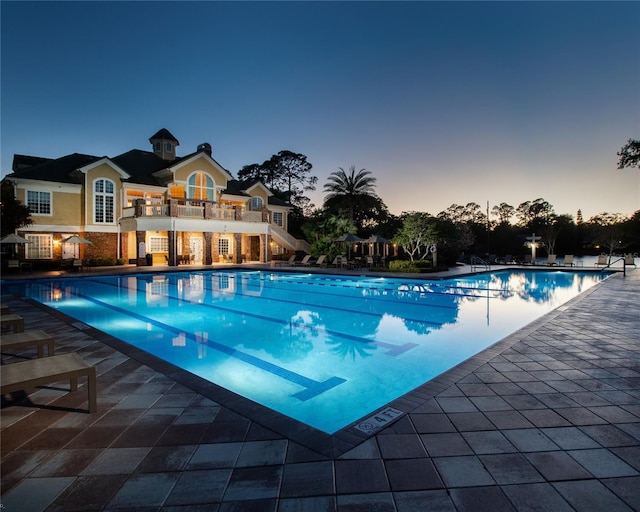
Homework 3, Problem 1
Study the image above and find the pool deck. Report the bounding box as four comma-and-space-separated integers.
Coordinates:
1, 265, 639, 511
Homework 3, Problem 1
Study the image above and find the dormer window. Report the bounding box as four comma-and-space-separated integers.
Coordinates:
155, 142, 161, 151
250, 197, 263, 210
166, 143, 172, 151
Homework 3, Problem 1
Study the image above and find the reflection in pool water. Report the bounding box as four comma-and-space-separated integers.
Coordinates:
5, 269, 606, 433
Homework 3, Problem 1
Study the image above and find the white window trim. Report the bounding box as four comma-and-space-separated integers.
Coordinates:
26, 190, 52, 216
94, 178, 116, 224
26, 234, 53, 259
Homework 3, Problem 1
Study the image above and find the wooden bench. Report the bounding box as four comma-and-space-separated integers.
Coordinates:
1, 330, 55, 358
1, 314, 24, 333
1, 352, 96, 413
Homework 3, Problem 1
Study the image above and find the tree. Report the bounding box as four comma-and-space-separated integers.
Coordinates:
238, 151, 317, 215
491, 203, 515, 225
301, 210, 356, 258
515, 198, 555, 231
617, 139, 640, 169
1, 180, 32, 236
393, 212, 439, 261
587, 212, 629, 262
323, 166, 378, 226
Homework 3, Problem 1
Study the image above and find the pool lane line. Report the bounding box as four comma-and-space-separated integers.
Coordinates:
49, 286, 347, 401
81, 277, 441, 354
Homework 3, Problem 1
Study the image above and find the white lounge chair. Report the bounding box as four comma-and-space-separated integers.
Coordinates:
625, 254, 637, 268
311, 255, 327, 267
1, 352, 97, 413
294, 255, 312, 266
595, 254, 608, 267
1, 329, 55, 358
546, 254, 557, 266
561, 255, 574, 267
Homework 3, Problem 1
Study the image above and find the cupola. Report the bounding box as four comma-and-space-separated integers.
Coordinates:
149, 128, 179, 161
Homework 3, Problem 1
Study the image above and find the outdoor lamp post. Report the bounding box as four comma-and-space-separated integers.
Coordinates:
525, 233, 542, 264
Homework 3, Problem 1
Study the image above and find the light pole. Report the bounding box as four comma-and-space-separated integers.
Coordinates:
525, 233, 542, 264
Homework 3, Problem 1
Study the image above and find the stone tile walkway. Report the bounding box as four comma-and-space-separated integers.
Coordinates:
1, 268, 639, 511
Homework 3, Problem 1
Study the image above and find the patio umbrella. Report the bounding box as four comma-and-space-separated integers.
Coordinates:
0, 234, 29, 244
0, 233, 30, 258
333, 233, 362, 259
63, 235, 92, 258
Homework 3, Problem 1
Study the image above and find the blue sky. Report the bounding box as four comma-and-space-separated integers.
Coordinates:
2, 1, 639, 220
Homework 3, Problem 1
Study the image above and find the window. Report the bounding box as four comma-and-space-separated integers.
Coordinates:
94, 179, 115, 223
250, 197, 263, 210
273, 211, 283, 227
170, 184, 185, 198
188, 172, 214, 201
155, 142, 161, 150
149, 237, 169, 253
166, 143, 172, 151
26, 191, 51, 215
26, 234, 53, 259
218, 238, 230, 255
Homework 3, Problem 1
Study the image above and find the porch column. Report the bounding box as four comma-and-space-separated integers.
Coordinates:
136, 230, 146, 266
233, 233, 242, 264
261, 234, 269, 263
168, 230, 177, 266
204, 232, 213, 265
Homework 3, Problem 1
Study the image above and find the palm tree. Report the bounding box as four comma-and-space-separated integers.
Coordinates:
323, 166, 377, 224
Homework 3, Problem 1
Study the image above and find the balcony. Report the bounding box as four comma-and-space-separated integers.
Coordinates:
122, 199, 267, 223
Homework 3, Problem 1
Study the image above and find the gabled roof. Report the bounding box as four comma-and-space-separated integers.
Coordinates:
149, 128, 179, 144
12, 154, 53, 172
112, 150, 170, 186
223, 179, 291, 208
6, 153, 101, 184
165, 149, 235, 182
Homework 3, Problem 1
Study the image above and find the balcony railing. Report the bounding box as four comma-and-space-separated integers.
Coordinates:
128, 199, 268, 223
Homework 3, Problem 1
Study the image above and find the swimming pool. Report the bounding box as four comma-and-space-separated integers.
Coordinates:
5, 269, 606, 433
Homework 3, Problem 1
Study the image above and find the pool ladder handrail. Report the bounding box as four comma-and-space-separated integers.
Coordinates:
470, 255, 490, 272
600, 256, 627, 277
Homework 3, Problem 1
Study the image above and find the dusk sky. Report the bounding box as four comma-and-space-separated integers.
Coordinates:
2, 1, 639, 220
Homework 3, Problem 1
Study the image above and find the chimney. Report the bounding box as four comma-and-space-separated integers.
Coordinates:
197, 143, 212, 157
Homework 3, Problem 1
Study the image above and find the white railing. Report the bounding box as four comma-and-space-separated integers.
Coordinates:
213, 207, 236, 221
140, 205, 169, 217
243, 211, 263, 223
176, 205, 204, 218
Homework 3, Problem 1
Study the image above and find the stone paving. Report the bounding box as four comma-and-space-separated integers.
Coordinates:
1, 267, 639, 511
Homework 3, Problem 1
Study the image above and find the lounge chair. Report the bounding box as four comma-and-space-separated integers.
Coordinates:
522, 255, 532, 265
273, 254, 296, 267
1, 304, 11, 315
1, 314, 24, 333
7, 259, 31, 272
546, 254, 557, 266
1, 330, 55, 358
560, 255, 575, 267
332, 255, 347, 268
1, 352, 97, 413
311, 255, 327, 267
595, 254, 608, 267
625, 254, 637, 268
365, 255, 374, 268
294, 255, 312, 266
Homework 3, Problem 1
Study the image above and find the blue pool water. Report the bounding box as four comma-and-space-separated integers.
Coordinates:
5, 269, 606, 433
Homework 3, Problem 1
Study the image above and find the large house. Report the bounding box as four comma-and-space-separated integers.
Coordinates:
3, 129, 308, 266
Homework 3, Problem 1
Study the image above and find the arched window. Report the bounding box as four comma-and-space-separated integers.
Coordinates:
188, 172, 215, 201
250, 196, 263, 210
94, 178, 115, 223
